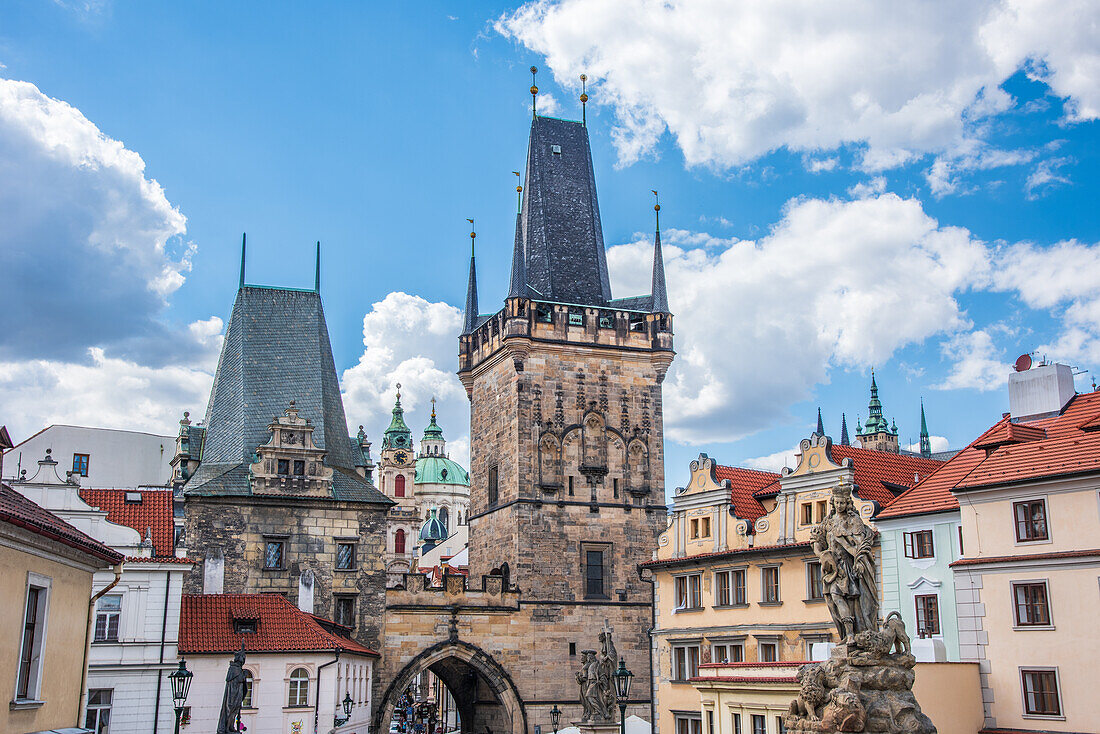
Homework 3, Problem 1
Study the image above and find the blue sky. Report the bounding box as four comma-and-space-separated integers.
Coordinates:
1, 0, 1098, 493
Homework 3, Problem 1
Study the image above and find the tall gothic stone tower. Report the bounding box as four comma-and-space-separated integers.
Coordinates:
458, 113, 673, 705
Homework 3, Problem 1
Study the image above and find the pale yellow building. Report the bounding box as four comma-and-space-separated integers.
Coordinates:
1, 482, 122, 734
642, 436, 944, 734
936, 364, 1100, 732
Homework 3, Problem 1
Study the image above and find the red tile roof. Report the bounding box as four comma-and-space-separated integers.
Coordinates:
690, 675, 798, 684
949, 548, 1100, 567
830, 445, 944, 507
641, 541, 814, 569
179, 594, 378, 656
0, 482, 123, 564
875, 422, 1007, 519
714, 465, 778, 522
955, 392, 1100, 490
79, 488, 175, 557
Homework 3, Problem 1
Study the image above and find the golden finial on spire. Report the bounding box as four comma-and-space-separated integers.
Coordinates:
431, 396, 437, 419
395, 382, 401, 400
652, 190, 661, 230
530, 66, 539, 117
580, 73, 589, 125
513, 171, 523, 213
466, 218, 476, 255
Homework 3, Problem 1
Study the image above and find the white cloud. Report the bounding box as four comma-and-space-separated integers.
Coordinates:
340, 292, 471, 468
741, 445, 801, 473
933, 330, 1012, 391
847, 176, 886, 198
497, 0, 1099, 174
1024, 156, 1072, 199
0, 77, 194, 362
805, 156, 839, 173
0, 347, 213, 439
608, 192, 991, 443
904, 435, 951, 453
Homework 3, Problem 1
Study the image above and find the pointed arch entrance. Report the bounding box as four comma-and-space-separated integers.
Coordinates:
374, 639, 527, 734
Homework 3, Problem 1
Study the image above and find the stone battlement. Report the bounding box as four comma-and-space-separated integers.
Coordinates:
386, 570, 521, 610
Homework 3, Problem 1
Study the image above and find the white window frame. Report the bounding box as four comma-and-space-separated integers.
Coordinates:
94, 593, 123, 643
85, 688, 113, 733
804, 560, 824, 601
287, 666, 311, 708
709, 637, 745, 664
1012, 495, 1053, 546
760, 565, 781, 604
14, 572, 52, 704
1019, 666, 1064, 720
241, 668, 257, 709
674, 572, 703, 611
1011, 579, 1055, 630
671, 642, 701, 681
674, 714, 702, 734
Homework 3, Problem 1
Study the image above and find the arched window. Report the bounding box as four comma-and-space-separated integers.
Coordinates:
395, 529, 406, 555
438, 506, 449, 532
288, 668, 309, 708
242, 670, 254, 708
394, 474, 406, 497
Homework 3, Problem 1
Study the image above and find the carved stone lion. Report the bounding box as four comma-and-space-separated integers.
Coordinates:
821, 685, 866, 732
881, 611, 911, 656
788, 664, 828, 721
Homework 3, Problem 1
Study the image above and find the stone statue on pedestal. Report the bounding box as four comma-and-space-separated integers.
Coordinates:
575, 626, 618, 723
785, 482, 935, 734
216, 645, 248, 734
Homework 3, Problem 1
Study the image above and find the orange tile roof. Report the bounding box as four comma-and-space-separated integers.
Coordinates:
954, 391, 1100, 490
79, 488, 175, 557
0, 483, 122, 564
713, 465, 778, 522
641, 541, 814, 569
949, 548, 1100, 567
179, 593, 378, 656
830, 445, 944, 507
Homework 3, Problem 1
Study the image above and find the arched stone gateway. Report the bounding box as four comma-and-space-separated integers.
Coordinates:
374, 639, 526, 734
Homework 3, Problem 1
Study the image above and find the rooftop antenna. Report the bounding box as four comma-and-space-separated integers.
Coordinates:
466, 218, 476, 256
580, 74, 588, 125
314, 241, 321, 293
652, 190, 661, 231
530, 66, 538, 118
513, 171, 523, 214
239, 232, 247, 288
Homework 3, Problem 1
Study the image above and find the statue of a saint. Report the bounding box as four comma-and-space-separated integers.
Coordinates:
813, 483, 880, 642
216, 646, 248, 734
598, 631, 618, 721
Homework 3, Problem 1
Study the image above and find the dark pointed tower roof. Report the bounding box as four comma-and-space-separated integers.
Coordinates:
508, 212, 526, 299
840, 413, 850, 446
462, 229, 479, 334
816, 407, 825, 436
651, 214, 669, 313
513, 116, 612, 306
919, 399, 932, 458
184, 284, 387, 503
862, 370, 889, 434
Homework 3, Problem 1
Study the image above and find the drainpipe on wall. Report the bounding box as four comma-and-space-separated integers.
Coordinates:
639, 566, 657, 734
316, 648, 342, 734
78, 562, 124, 725
152, 569, 173, 734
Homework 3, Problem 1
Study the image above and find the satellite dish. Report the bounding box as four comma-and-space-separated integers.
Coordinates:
1014, 354, 1033, 372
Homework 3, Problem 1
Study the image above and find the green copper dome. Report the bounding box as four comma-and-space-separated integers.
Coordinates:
422, 400, 444, 442
862, 370, 892, 434
419, 509, 448, 542
414, 455, 470, 486
381, 387, 412, 450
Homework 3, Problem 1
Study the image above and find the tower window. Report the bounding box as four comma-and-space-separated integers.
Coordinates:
293, 460, 305, 476
551, 144, 562, 155
277, 459, 289, 475
488, 465, 499, 507
394, 529, 407, 555
584, 548, 606, 598
394, 474, 406, 497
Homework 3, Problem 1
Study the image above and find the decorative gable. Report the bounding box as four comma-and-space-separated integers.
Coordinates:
250, 402, 333, 497
786, 433, 848, 477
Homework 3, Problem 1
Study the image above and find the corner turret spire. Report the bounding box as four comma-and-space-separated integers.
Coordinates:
919, 399, 931, 458
840, 413, 850, 445
816, 407, 824, 436
314, 241, 321, 293
651, 190, 669, 313
463, 221, 479, 333
239, 232, 246, 288
382, 384, 412, 451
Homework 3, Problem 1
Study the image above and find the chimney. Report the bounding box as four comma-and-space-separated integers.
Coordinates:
203, 548, 224, 594
1008, 362, 1076, 421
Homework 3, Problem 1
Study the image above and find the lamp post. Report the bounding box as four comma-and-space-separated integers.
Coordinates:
549, 704, 562, 734
613, 658, 634, 734
335, 692, 354, 728
169, 658, 193, 734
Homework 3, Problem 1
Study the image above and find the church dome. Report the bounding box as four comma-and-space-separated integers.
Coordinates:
414, 455, 470, 486
419, 510, 448, 542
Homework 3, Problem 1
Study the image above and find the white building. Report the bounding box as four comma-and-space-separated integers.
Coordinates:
179, 593, 376, 734
8, 443, 191, 734
3, 424, 174, 488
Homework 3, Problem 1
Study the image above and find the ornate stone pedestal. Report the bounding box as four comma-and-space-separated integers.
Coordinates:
574, 721, 621, 734
784, 630, 935, 733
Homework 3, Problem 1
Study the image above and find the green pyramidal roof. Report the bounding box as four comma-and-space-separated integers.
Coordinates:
862, 370, 892, 434
382, 390, 412, 450
422, 403, 444, 441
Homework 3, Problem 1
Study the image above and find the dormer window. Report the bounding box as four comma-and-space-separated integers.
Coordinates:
233, 618, 258, 634
551, 144, 562, 155
125, 492, 143, 504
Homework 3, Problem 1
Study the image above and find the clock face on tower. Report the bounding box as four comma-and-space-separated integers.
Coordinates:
394, 450, 409, 464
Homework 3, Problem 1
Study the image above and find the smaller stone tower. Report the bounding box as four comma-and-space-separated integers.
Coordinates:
379, 387, 419, 581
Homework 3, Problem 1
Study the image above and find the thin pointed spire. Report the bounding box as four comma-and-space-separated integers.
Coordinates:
816, 407, 824, 436
530, 66, 538, 118
650, 190, 669, 313
463, 220, 479, 333
840, 413, 850, 445
314, 241, 321, 293
508, 211, 526, 299
239, 233, 246, 288
580, 74, 588, 126
919, 399, 931, 458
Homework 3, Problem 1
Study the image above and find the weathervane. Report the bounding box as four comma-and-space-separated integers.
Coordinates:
466, 218, 476, 255
530, 66, 539, 117
652, 189, 660, 231
513, 171, 523, 213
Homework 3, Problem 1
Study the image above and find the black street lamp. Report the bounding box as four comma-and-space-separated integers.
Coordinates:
549, 704, 562, 734
335, 692, 354, 727
613, 658, 634, 734
169, 658, 193, 734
